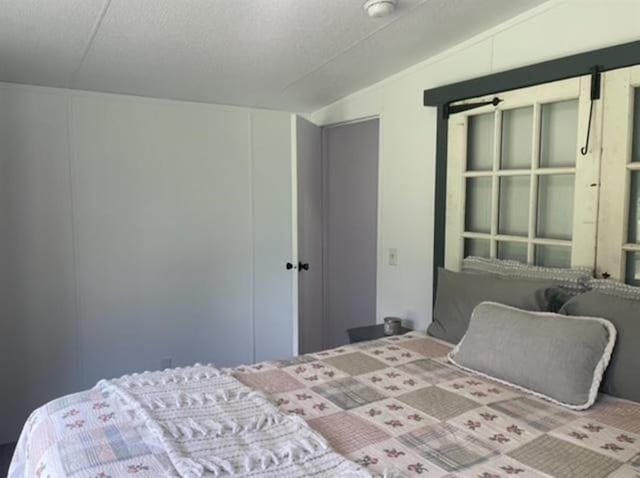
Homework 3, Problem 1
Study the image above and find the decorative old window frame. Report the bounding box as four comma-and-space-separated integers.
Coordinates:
445, 76, 599, 271
423, 40, 640, 300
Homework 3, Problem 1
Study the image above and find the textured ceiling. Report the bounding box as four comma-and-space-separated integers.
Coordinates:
0, 0, 547, 112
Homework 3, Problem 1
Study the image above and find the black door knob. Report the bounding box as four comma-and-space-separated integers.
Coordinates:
298, 262, 309, 271
286, 262, 295, 270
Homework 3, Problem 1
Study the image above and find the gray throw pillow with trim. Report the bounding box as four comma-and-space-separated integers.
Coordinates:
450, 301, 616, 410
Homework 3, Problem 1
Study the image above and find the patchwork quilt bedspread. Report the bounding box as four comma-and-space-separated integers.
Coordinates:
10, 332, 640, 477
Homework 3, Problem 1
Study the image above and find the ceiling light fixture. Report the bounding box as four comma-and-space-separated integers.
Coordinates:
363, 0, 398, 18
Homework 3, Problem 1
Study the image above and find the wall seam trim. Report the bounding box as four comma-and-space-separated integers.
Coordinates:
374, 116, 384, 324
321, 127, 329, 350
65, 95, 83, 387
69, 0, 112, 86
248, 112, 256, 364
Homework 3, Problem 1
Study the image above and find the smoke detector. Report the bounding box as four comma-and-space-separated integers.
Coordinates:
363, 0, 398, 18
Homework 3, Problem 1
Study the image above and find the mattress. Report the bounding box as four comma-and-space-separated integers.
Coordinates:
9, 332, 640, 477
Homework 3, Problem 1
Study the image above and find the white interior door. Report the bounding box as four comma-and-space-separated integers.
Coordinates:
296, 116, 324, 354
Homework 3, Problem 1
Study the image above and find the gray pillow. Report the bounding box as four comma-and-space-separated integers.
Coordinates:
450, 302, 616, 410
560, 290, 640, 402
428, 268, 555, 344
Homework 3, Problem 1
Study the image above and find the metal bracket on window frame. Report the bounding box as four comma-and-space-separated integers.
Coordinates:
580, 65, 602, 156
443, 97, 503, 120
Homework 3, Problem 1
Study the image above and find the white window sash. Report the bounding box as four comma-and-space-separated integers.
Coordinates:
445, 75, 600, 271
597, 65, 640, 281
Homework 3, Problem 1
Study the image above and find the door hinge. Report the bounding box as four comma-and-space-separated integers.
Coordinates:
580, 65, 603, 156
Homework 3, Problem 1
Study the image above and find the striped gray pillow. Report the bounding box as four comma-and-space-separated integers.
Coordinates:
587, 278, 640, 301
462, 256, 592, 295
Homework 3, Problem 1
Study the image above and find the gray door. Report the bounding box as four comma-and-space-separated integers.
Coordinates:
323, 119, 379, 348
296, 117, 324, 354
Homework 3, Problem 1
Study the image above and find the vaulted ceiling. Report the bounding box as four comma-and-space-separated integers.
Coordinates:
0, 0, 547, 112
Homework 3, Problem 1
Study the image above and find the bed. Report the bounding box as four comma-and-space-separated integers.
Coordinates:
9, 331, 640, 477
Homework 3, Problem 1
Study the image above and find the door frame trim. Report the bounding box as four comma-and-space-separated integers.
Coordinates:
291, 115, 299, 356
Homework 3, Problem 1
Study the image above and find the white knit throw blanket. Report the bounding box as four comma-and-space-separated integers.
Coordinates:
99, 364, 371, 478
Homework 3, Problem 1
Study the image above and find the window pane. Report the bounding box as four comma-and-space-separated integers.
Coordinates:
498, 242, 527, 263
633, 89, 640, 162
499, 176, 530, 236
540, 100, 579, 168
465, 177, 492, 233
467, 113, 494, 171
629, 171, 640, 243
535, 245, 571, 268
501, 107, 532, 170
464, 238, 490, 258
626, 252, 640, 286
537, 174, 574, 240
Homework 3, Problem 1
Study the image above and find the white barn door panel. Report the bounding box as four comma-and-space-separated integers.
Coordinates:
598, 65, 640, 284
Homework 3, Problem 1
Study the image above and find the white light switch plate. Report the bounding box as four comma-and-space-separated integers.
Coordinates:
389, 248, 398, 266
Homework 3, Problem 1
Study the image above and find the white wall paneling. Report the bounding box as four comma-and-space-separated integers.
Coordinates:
0, 83, 294, 443
0, 86, 79, 443
69, 95, 256, 383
